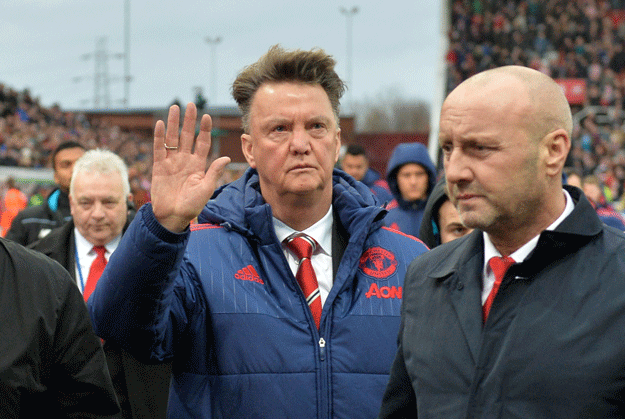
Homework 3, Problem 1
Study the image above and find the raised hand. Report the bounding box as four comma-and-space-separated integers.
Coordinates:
151, 103, 231, 232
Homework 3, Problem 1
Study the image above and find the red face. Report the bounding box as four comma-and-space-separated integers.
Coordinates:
241, 82, 341, 208
70, 171, 129, 246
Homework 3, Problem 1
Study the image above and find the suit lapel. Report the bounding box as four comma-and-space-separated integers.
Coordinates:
432, 231, 484, 363
448, 248, 484, 363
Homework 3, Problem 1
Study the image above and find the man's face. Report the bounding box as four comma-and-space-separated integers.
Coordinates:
438, 199, 473, 244
567, 173, 582, 188
54, 147, 85, 193
70, 170, 129, 246
241, 82, 341, 206
582, 182, 603, 204
342, 153, 368, 181
396, 163, 429, 201
439, 81, 546, 235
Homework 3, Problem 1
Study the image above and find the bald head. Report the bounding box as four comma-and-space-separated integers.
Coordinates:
439, 65, 572, 254
449, 66, 572, 142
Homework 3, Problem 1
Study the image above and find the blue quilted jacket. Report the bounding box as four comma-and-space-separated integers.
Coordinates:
89, 168, 428, 418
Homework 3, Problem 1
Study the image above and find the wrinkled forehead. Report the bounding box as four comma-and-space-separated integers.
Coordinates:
72, 170, 125, 195
249, 82, 338, 125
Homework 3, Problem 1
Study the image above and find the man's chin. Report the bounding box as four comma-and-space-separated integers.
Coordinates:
286, 179, 324, 194
458, 212, 490, 231
87, 232, 112, 245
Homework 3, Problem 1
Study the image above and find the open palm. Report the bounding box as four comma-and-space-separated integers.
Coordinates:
151, 103, 230, 232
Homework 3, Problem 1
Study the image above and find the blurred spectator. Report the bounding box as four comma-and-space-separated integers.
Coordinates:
0, 177, 27, 236
129, 177, 150, 210
419, 177, 473, 248
28, 184, 53, 207
582, 173, 625, 229
6, 141, 85, 245
341, 144, 369, 181
340, 144, 392, 203
384, 142, 437, 238
564, 167, 583, 188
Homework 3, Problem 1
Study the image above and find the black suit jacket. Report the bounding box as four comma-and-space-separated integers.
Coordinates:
29, 220, 172, 419
379, 187, 625, 418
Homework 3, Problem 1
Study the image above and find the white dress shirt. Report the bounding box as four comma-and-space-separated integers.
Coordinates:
482, 189, 575, 304
274, 206, 334, 307
74, 228, 121, 294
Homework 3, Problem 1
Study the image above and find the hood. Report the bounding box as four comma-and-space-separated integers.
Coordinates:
386, 142, 437, 202
198, 167, 386, 243
418, 177, 449, 248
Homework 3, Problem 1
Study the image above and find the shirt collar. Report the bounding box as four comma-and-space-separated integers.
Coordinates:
484, 188, 575, 267
74, 227, 122, 256
273, 205, 333, 256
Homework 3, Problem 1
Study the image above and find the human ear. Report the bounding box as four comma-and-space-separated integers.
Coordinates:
543, 128, 571, 176
334, 129, 342, 163
241, 134, 256, 168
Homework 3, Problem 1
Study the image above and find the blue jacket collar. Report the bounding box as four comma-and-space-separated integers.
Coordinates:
198, 168, 386, 245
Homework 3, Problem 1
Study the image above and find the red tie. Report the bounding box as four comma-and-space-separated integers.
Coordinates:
483, 256, 515, 322
84, 245, 107, 301
285, 234, 322, 329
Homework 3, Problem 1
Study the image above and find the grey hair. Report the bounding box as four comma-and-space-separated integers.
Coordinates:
70, 148, 130, 196
232, 44, 345, 133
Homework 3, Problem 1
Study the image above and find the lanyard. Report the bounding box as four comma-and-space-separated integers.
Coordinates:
74, 243, 85, 292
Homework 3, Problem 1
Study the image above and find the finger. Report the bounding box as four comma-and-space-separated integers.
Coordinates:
164, 105, 181, 150
179, 103, 197, 153
153, 120, 167, 161
203, 156, 231, 191
194, 114, 213, 160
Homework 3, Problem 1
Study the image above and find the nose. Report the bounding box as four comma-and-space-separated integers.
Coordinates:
290, 126, 311, 154
91, 201, 106, 219
444, 147, 472, 185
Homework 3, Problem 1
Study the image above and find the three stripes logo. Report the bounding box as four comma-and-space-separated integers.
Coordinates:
235, 265, 264, 285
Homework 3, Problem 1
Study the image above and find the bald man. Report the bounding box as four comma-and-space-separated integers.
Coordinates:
378, 66, 625, 418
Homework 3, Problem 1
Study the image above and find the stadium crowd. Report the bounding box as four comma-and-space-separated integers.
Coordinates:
0, 83, 153, 209
448, 0, 625, 210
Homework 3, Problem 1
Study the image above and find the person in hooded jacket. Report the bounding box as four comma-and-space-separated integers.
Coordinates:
419, 176, 473, 248
88, 45, 428, 419
384, 142, 437, 239
419, 177, 473, 249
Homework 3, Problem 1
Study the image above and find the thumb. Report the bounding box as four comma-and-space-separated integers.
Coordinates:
204, 156, 232, 191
